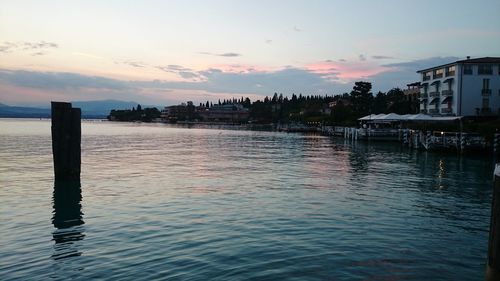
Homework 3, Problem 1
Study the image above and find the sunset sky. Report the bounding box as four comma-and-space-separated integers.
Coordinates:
1, 0, 499, 106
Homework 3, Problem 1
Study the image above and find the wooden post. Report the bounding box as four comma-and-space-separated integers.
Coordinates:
494, 134, 500, 158
51, 102, 81, 184
487, 164, 500, 280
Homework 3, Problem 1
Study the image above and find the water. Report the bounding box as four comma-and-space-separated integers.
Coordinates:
0, 118, 495, 280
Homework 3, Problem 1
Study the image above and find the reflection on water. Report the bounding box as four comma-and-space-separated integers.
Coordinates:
0, 119, 495, 280
52, 182, 85, 260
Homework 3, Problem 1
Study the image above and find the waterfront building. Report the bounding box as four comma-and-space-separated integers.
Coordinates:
198, 104, 249, 122
417, 57, 500, 116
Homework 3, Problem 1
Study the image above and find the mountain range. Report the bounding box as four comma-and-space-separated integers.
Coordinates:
0, 100, 154, 118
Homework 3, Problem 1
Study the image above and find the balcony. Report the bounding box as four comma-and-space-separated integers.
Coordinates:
441, 90, 453, 97
429, 92, 440, 97
482, 89, 492, 96
428, 109, 439, 114
441, 108, 452, 114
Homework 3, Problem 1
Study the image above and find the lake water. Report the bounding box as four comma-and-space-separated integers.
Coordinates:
0, 118, 495, 280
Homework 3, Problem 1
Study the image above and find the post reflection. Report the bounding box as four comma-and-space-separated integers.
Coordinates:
52, 182, 85, 260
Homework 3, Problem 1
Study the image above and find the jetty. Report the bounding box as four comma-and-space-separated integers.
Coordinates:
319, 113, 497, 154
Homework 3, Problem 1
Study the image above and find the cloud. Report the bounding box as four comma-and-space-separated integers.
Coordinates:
368, 56, 461, 91
359, 54, 366, 61
372, 55, 395, 60
0, 42, 18, 53
293, 26, 302, 32
22, 41, 58, 50
199, 51, 242, 57
219, 52, 241, 57
0, 69, 130, 90
31, 52, 46, 56
265, 39, 273, 44
0, 56, 460, 106
118, 60, 146, 68
156, 64, 202, 80
0, 41, 58, 55
305, 60, 389, 82
382, 56, 459, 71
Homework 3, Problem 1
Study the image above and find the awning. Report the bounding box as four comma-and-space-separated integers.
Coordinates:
358, 114, 384, 120
358, 113, 462, 122
441, 96, 452, 104
429, 98, 439, 105
443, 78, 454, 83
430, 80, 440, 86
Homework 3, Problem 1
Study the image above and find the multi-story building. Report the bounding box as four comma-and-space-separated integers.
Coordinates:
198, 104, 249, 122
417, 57, 500, 116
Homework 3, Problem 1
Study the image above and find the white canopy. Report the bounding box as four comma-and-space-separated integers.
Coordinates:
358, 113, 462, 122
358, 114, 385, 120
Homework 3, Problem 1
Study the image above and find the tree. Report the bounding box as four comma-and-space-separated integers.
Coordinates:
373, 91, 387, 114
137, 104, 142, 111
386, 88, 410, 114
350, 81, 373, 118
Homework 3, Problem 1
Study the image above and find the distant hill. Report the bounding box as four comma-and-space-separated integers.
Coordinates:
0, 104, 51, 118
0, 100, 157, 118
72, 100, 140, 117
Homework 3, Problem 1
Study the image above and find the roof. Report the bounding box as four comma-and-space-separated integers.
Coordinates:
456, 57, 500, 64
417, 57, 500, 73
406, 82, 421, 87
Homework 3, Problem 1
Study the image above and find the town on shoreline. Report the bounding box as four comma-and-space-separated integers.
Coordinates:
108, 57, 500, 155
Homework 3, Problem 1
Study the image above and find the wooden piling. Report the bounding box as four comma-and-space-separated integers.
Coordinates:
51, 102, 81, 184
487, 164, 500, 280
494, 134, 500, 158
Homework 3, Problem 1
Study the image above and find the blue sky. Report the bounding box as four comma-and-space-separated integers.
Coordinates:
1, 0, 499, 106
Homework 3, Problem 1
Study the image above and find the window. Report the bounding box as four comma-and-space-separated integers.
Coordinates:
463, 65, 473, 75
433, 69, 443, 79
446, 66, 456, 76
483, 79, 490, 89
423, 72, 431, 81
478, 64, 493, 75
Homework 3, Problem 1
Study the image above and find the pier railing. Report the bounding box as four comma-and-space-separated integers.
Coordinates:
320, 126, 489, 153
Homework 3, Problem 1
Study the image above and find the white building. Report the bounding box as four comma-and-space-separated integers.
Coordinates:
417, 57, 500, 116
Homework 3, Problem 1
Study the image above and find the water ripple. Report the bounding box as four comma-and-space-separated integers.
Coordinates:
0, 119, 494, 280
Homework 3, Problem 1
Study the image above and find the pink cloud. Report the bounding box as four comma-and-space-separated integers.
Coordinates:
304, 60, 393, 82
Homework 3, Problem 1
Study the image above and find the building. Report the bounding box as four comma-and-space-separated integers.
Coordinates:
403, 82, 421, 114
417, 57, 500, 116
160, 101, 195, 121
197, 104, 249, 122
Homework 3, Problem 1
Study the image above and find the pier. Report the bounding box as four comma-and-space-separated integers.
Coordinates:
319, 113, 494, 154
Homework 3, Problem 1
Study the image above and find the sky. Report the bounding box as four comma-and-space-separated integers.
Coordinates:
1, 0, 499, 107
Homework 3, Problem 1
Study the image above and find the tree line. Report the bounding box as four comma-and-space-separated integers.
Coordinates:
108, 104, 161, 122
108, 81, 419, 125
240, 81, 418, 125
